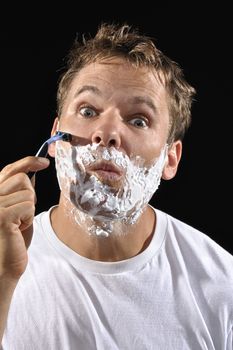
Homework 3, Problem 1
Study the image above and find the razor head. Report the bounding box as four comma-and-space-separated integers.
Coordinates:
55, 131, 72, 142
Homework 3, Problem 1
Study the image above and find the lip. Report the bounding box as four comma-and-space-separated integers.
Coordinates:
86, 161, 124, 183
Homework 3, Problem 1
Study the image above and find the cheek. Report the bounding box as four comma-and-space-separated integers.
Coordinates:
58, 117, 79, 134
55, 146, 74, 191
58, 118, 93, 147
130, 139, 163, 166
136, 124, 169, 164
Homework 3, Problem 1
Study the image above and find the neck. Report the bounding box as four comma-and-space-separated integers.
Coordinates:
50, 197, 156, 262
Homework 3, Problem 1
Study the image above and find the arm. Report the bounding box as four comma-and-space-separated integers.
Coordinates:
0, 156, 49, 343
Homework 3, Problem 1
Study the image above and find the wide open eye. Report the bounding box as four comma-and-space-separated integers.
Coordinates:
128, 117, 148, 129
80, 106, 97, 118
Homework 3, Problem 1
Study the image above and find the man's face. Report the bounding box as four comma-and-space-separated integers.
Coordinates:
59, 58, 170, 163
51, 58, 172, 227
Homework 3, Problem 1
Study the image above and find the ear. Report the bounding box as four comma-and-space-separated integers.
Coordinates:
162, 140, 182, 180
48, 117, 59, 158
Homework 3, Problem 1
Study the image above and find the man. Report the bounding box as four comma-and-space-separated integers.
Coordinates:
0, 23, 232, 349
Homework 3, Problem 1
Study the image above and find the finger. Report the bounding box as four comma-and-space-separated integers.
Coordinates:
0, 189, 35, 209
0, 156, 50, 183
0, 201, 35, 233
0, 172, 35, 196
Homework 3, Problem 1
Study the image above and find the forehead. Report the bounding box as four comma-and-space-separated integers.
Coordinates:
67, 58, 167, 101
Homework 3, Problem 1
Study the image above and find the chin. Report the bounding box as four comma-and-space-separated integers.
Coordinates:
69, 194, 143, 226
70, 198, 122, 221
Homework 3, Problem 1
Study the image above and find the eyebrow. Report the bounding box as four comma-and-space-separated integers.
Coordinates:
129, 96, 157, 113
74, 85, 157, 113
74, 85, 102, 98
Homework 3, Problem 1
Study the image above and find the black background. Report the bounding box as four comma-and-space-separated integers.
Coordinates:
0, 4, 232, 253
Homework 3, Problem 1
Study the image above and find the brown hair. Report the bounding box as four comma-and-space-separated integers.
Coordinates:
57, 23, 196, 143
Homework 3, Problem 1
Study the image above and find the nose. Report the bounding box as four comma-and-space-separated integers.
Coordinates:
91, 119, 122, 149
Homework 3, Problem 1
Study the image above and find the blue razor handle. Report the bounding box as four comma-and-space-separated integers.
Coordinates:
28, 131, 72, 179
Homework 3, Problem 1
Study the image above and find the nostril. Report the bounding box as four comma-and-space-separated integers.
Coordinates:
92, 133, 120, 147
94, 136, 102, 143
109, 139, 116, 146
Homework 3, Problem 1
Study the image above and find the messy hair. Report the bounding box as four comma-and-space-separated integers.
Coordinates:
57, 23, 196, 143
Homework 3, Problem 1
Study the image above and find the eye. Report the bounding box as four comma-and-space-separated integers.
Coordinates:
128, 117, 148, 129
79, 106, 97, 118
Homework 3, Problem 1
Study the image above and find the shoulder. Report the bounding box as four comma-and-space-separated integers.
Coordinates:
167, 210, 232, 261
154, 207, 233, 281
155, 207, 233, 319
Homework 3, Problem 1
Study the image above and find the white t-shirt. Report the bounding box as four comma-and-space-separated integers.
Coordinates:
2, 207, 233, 349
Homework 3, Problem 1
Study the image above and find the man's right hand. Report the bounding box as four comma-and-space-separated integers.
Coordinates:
0, 156, 50, 280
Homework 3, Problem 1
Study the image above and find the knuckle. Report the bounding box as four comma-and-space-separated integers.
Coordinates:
24, 156, 35, 163
16, 172, 29, 184
26, 190, 36, 203
12, 172, 22, 184
25, 202, 36, 218
1, 163, 13, 174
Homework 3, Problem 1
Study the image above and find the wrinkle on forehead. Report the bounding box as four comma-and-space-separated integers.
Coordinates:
69, 58, 166, 95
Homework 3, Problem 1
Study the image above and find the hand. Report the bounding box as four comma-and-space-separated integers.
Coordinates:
0, 156, 50, 280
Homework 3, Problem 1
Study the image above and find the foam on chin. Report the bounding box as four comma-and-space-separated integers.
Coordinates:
55, 142, 167, 237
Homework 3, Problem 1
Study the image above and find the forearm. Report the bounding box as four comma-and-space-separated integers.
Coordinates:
0, 277, 18, 344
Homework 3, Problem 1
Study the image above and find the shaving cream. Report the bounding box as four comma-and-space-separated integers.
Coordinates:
55, 142, 167, 237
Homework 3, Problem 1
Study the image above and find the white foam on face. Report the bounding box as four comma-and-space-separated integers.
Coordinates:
55, 142, 167, 237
